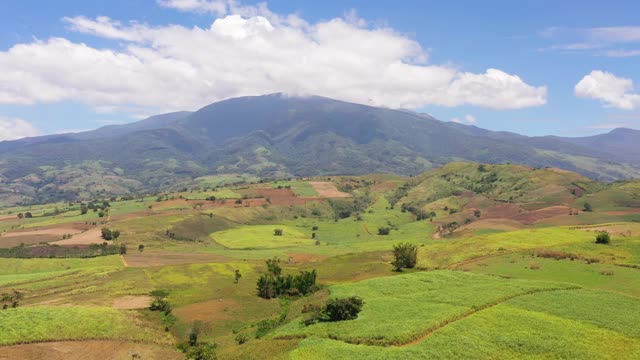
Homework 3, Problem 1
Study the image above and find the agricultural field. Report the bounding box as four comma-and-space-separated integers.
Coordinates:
0, 163, 639, 359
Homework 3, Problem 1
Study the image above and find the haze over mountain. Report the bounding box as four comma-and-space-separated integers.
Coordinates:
1, 94, 639, 205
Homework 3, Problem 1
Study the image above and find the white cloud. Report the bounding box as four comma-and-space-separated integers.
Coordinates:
450, 114, 477, 125
575, 70, 640, 110
0, 117, 40, 141
157, 0, 229, 15
541, 26, 640, 57
0, 6, 547, 114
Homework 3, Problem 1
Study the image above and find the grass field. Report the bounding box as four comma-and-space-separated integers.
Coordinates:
1, 164, 639, 359
0, 306, 172, 345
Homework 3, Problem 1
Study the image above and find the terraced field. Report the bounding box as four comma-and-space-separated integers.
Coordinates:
0, 164, 639, 359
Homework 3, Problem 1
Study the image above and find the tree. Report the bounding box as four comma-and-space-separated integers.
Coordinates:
377, 227, 391, 235
256, 274, 276, 299
184, 343, 217, 360
474, 210, 482, 218
273, 228, 284, 236
583, 202, 593, 212
320, 297, 364, 322
595, 231, 610, 244
138, 244, 145, 252
112, 230, 121, 240
119, 243, 127, 255
266, 257, 282, 276
392, 242, 418, 271
17, 213, 23, 219
234, 269, 242, 284
80, 204, 88, 215
101, 228, 113, 240
24, 212, 32, 218
150, 289, 172, 314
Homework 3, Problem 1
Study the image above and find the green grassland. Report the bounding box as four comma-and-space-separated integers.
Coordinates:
0, 163, 639, 359
0, 306, 172, 345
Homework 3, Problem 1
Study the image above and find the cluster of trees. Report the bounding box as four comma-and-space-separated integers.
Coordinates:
16, 212, 33, 219
328, 194, 373, 221
80, 200, 111, 216
101, 228, 120, 241
256, 258, 318, 299
1, 291, 22, 310
392, 243, 418, 271
400, 204, 436, 221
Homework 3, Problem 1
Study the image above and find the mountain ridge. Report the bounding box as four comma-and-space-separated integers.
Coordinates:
1, 94, 639, 205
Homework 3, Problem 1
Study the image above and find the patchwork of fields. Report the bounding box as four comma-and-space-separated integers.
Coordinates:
0, 164, 639, 359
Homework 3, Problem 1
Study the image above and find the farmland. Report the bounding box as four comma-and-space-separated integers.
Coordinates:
0, 163, 639, 359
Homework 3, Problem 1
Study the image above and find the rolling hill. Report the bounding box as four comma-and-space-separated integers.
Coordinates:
0, 94, 639, 205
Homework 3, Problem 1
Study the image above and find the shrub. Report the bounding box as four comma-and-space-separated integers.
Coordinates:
235, 333, 248, 345
595, 231, 610, 244
583, 202, 593, 212
377, 227, 391, 235
392, 242, 417, 271
101, 228, 113, 240
273, 228, 284, 236
320, 296, 364, 322
312, 226, 319, 231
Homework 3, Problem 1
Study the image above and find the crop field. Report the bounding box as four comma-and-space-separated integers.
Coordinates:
0, 164, 639, 359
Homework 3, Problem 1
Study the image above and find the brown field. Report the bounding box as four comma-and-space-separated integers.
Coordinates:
51, 227, 103, 246
0, 341, 182, 360
481, 203, 524, 219
0, 225, 91, 248
253, 188, 325, 206
112, 295, 152, 310
509, 205, 571, 225
309, 181, 351, 198
173, 298, 238, 322
123, 251, 232, 267
575, 223, 640, 236
287, 252, 330, 264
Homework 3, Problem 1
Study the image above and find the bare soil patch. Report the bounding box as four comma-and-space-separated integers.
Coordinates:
0, 234, 60, 248
254, 188, 325, 206
309, 181, 351, 198
173, 298, 238, 322
287, 253, 330, 264
113, 295, 152, 309
509, 206, 571, 225
51, 227, 103, 246
123, 251, 232, 267
0, 341, 182, 360
481, 203, 524, 219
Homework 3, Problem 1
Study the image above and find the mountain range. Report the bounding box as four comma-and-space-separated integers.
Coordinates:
1, 93, 639, 205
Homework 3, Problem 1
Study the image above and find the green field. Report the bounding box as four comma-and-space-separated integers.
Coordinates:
1, 164, 639, 359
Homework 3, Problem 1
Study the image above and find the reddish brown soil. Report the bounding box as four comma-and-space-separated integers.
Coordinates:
309, 182, 351, 198
481, 203, 524, 219
0, 341, 182, 360
52, 227, 103, 246
0, 234, 60, 248
287, 253, 330, 264
173, 298, 238, 322
509, 206, 571, 225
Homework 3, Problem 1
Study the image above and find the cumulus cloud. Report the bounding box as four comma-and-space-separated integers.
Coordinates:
575, 70, 640, 110
0, 6, 547, 114
0, 117, 40, 141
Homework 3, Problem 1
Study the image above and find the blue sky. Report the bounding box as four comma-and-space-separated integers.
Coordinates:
1, 0, 639, 139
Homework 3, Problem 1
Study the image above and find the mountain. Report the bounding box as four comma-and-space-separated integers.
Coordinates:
0, 94, 639, 205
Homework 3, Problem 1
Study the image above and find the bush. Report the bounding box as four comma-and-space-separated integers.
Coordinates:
101, 228, 113, 240
583, 202, 593, 212
392, 242, 418, 271
320, 296, 364, 322
377, 227, 391, 235
595, 231, 610, 244
235, 333, 248, 345
273, 228, 284, 236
